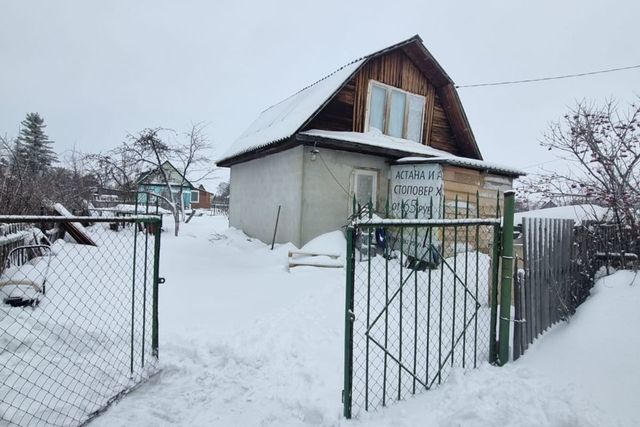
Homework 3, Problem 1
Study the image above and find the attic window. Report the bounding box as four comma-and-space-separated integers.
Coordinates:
365, 80, 425, 143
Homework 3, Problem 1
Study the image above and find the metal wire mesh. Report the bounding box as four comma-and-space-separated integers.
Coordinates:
347, 214, 498, 417
0, 216, 161, 426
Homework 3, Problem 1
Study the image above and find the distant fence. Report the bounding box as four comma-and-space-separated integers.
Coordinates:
0, 216, 162, 426
513, 217, 639, 360
210, 203, 229, 216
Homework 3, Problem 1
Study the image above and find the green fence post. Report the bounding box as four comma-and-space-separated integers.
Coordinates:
343, 226, 356, 419
130, 218, 138, 376
141, 204, 150, 368
498, 191, 515, 365
151, 217, 162, 359
489, 225, 501, 364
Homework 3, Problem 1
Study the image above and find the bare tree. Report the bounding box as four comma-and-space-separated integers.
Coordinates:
90, 124, 216, 236
172, 123, 216, 220
85, 148, 144, 193
522, 97, 640, 241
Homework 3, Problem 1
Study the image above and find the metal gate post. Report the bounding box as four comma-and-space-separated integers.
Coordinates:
343, 226, 356, 419
130, 217, 138, 375
489, 225, 501, 364
151, 217, 162, 359
498, 191, 515, 365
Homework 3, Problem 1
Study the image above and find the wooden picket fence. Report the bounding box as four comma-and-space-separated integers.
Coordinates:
513, 218, 575, 359
513, 216, 639, 360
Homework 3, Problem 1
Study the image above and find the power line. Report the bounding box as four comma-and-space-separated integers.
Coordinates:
456, 63, 640, 89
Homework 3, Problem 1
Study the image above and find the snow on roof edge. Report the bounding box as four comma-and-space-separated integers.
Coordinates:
300, 129, 453, 157
396, 156, 525, 177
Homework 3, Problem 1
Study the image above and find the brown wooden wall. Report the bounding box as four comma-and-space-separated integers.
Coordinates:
192, 190, 212, 209
442, 165, 512, 217
302, 49, 460, 155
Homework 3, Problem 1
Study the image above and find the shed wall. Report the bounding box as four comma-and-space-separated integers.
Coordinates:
442, 165, 513, 217
229, 146, 304, 246
300, 147, 389, 245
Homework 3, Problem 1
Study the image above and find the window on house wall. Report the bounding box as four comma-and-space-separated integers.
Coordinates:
191, 190, 199, 203
354, 169, 378, 209
366, 80, 426, 143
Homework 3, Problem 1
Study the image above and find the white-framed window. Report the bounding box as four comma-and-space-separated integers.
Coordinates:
191, 190, 199, 203
365, 80, 426, 143
354, 169, 378, 209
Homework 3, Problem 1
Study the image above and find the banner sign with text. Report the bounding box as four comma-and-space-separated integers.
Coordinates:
390, 163, 443, 219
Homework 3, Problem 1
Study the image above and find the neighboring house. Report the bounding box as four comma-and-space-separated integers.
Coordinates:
217, 35, 524, 247
191, 184, 213, 209
137, 160, 194, 211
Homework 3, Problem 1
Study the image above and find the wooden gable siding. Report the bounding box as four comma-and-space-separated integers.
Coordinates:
304, 80, 356, 131
430, 93, 460, 155
351, 49, 436, 141
302, 49, 460, 155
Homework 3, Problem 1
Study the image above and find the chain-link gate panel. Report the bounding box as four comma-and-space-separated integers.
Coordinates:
344, 217, 500, 417
0, 216, 161, 426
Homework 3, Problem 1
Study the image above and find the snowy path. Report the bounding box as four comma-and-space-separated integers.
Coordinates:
92, 217, 346, 426
93, 216, 639, 427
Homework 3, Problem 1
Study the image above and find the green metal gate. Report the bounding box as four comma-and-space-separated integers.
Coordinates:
343, 192, 515, 418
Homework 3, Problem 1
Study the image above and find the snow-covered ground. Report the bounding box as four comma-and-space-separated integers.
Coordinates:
0, 225, 157, 426
92, 216, 639, 427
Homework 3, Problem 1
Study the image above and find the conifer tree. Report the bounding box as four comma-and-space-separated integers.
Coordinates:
16, 112, 57, 172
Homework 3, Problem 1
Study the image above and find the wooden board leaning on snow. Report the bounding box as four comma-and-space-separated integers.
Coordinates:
287, 251, 342, 270
52, 203, 97, 246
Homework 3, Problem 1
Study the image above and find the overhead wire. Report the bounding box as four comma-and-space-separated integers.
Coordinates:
456, 63, 640, 89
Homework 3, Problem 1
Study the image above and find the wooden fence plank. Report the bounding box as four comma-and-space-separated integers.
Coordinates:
523, 219, 531, 351
537, 219, 547, 335
531, 219, 541, 340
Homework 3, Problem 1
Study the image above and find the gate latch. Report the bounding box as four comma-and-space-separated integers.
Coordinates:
158, 277, 166, 285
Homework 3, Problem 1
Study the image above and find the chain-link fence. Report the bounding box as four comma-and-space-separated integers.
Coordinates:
343, 199, 502, 418
0, 215, 161, 426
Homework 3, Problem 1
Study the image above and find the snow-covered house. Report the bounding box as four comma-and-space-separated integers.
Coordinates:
137, 160, 196, 210
217, 35, 523, 247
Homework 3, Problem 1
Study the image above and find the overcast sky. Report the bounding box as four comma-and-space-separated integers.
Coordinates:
1, 0, 639, 188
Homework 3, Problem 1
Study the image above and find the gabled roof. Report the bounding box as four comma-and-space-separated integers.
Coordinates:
197, 184, 213, 194
217, 35, 481, 167
136, 160, 194, 189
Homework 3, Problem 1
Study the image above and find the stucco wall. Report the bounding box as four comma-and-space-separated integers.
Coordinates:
229, 146, 304, 247
300, 147, 389, 245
